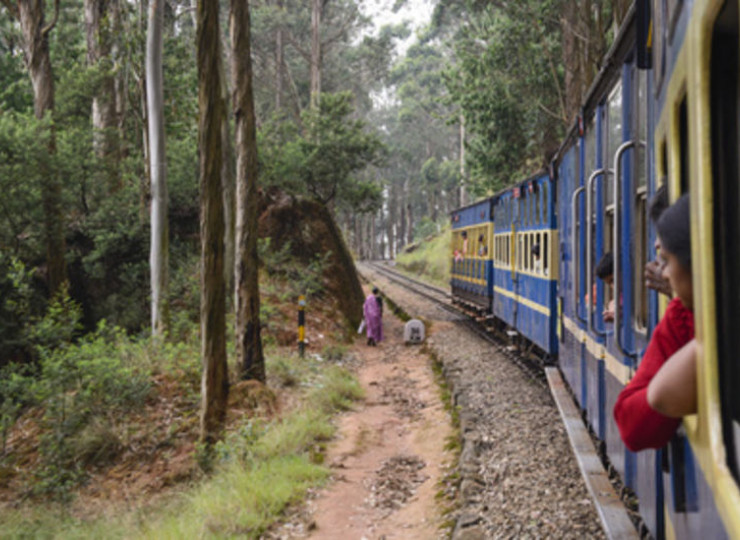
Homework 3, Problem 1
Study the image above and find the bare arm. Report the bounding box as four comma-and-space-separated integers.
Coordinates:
647, 339, 697, 417
645, 260, 673, 297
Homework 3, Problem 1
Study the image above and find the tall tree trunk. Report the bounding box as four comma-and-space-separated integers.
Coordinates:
398, 194, 406, 253
387, 183, 396, 258
459, 114, 467, 206
370, 216, 376, 260
197, 0, 228, 444
85, 0, 121, 191
219, 50, 235, 304
15, 0, 66, 296
231, 0, 265, 382
274, 0, 283, 111
377, 211, 385, 260
146, 0, 169, 336
309, 0, 321, 108
406, 202, 413, 246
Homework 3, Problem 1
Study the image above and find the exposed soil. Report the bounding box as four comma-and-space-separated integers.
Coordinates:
269, 285, 454, 539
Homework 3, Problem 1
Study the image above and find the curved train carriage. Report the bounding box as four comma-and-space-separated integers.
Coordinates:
450, 1, 740, 538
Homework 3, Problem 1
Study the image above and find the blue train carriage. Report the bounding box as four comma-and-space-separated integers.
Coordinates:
655, 0, 740, 538
555, 4, 666, 536
449, 197, 494, 311
492, 173, 558, 357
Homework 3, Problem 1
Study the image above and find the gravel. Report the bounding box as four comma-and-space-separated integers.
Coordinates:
359, 263, 607, 539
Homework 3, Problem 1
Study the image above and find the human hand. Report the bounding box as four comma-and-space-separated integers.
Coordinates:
602, 309, 614, 322
645, 260, 672, 297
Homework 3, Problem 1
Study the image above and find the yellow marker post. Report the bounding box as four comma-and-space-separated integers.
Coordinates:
298, 295, 306, 358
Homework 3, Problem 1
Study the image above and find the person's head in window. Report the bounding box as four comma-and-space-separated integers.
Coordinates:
657, 194, 692, 309
596, 252, 614, 286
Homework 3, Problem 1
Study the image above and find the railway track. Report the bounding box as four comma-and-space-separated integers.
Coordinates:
364, 261, 548, 389
361, 260, 642, 539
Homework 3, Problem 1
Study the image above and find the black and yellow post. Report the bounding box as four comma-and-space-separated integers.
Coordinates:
298, 295, 306, 357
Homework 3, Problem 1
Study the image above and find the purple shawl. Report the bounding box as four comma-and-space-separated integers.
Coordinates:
363, 294, 383, 343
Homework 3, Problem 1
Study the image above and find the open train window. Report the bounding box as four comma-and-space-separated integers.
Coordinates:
606, 81, 623, 210
633, 187, 648, 332
710, 0, 740, 484
679, 97, 689, 194
543, 232, 549, 277
633, 68, 649, 333
543, 182, 549, 224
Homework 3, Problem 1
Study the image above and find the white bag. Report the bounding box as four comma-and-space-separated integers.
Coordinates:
358, 319, 366, 334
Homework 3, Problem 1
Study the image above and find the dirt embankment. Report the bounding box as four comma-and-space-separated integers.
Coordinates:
259, 190, 365, 329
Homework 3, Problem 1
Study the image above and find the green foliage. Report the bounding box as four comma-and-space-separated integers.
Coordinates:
31, 321, 151, 497
444, 2, 566, 192
320, 343, 349, 362
258, 238, 331, 299
396, 226, 452, 288
260, 92, 386, 208
0, 362, 35, 454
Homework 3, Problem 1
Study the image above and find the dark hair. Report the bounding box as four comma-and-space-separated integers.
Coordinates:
657, 193, 691, 269
372, 287, 379, 295
596, 252, 614, 279
649, 184, 669, 224
531, 243, 540, 257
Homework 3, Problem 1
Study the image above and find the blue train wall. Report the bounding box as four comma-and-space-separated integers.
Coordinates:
450, 198, 494, 309
450, 3, 739, 538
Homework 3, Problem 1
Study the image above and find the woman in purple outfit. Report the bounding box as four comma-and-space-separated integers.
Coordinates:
363, 287, 383, 346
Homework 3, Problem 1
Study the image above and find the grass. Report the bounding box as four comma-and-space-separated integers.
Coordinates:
1, 353, 364, 540
395, 226, 451, 289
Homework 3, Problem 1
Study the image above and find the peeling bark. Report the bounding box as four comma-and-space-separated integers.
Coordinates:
198, 0, 228, 444
231, 0, 265, 382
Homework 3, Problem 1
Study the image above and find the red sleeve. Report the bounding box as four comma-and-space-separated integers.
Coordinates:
613, 298, 694, 451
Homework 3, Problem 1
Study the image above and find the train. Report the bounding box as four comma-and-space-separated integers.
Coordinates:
449, 1, 740, 538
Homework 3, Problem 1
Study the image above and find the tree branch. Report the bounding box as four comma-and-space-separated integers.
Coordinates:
321, 14, 355, 50
284, 31, 311, 63
41, 0, 60, 36
537, 101, 566, 123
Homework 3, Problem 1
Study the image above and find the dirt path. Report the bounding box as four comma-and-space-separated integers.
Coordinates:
278, 293, 454, 539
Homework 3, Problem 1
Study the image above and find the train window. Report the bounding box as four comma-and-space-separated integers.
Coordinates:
633, 186, 648, 333
543, 232, 549, 277
535, 188, 541, 225
636, 69, 648, 189
652, 0, 665, 93
543, 182, 549, 224
606, 81, 623, 209
679, 97, 689, 194
585, 119, 596, 181
710, 0, 740, 483
525, 234, 530, 271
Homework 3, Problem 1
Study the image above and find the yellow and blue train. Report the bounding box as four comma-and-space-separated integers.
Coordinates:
450, 1, 740, 538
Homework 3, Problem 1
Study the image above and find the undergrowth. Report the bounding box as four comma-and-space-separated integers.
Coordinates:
1, 353, 364, 539
395, 226, 451, 288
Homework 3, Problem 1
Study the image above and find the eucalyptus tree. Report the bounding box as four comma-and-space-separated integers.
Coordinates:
146, 0, 169, 337
231, 0, 265, 382
197, 0, 228, 444
85, 0, 121, 190
379, 40, 459, 250
443, 1, 565, 192
1, 0, 66, 296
